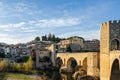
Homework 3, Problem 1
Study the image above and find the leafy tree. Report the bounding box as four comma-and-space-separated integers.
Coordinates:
22, 56, 29, 62
42, 35, 47, 41
48, 33, 52, 41
39, 56, 51, 62
17, 56, 29, 63
41, 33, 64, 43
51, 34, 55, 41
0, 48, 5, 58
0, 53, 5, 58
0, 60, 8, 71
34, 36, 40, 42
23, 56, 33, 74
67, 36, 84, 41
43, 56, 51, 62
66, 45, 72, 52
55, 37, 61, 43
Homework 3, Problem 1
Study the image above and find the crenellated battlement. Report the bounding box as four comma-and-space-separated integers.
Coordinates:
101, 20, 120, 26
109, 20, 120, 24
101, 21, 109, 26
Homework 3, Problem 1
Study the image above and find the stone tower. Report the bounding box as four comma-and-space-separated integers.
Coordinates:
100, 20, 120, 80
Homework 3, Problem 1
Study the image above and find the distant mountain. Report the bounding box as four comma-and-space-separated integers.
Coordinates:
0, 42, 8, 46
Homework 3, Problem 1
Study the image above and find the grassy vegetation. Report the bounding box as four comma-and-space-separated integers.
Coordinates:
0, 57, 41, 80
0, 56, 33, 74
0, 72, 32, 80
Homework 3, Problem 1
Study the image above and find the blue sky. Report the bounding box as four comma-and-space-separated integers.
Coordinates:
0, 0, 120, 44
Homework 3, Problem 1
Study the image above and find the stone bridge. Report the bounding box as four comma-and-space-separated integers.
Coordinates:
56, 52, 100, 76
54, 20, 120, 80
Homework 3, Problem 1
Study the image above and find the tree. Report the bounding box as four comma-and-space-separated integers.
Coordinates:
42, 35, 47, 41
48, 33, 52, 41
66, 45, 72, 52
0, 48, 5, 58
21, 56, 29, 62
55, 37, 61, 43
34, 36, 40, 42
23, 56, 33, 74
51, 34, 55, 42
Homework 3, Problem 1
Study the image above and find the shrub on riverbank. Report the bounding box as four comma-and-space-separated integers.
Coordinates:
23, 56, 33, 74
0, 56, 33, 74
0, 60, 8, 71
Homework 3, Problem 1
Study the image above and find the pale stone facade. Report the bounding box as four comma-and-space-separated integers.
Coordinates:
60, 40, 70, 49
59, 37, 84, 52
45, 44, 57, 65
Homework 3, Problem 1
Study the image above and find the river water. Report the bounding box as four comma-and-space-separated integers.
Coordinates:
39, 71, 74, 80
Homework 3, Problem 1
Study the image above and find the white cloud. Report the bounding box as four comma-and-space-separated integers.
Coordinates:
0, 22, 25, 32
0, 22, 25, 28
58, 30, 100, 40
0, 2, 3, 7
35, 18, 81, 28
0, 36, 33, 44
16, 2, 28, 12
0, 17, 86, 44
22, 29, 39, 33
0, 33, 36, 44
0, 17, 81, 32
0, 2, 4, 10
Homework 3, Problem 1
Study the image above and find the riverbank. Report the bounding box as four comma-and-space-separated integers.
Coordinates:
0, 72, 35, 80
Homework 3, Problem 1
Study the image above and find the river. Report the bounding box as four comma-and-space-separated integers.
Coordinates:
39, 71, 74, 80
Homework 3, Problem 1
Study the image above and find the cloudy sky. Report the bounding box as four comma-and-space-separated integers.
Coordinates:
0, 0, 120, 44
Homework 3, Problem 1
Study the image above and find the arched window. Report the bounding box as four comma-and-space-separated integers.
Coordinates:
111, 39, 119, 50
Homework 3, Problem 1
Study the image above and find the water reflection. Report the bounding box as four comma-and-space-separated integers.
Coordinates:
42, 71, 74, 80
61, 73, 74, 80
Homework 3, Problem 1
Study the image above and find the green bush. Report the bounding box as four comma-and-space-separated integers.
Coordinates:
0, 53, 5, 58
0, 60, 8, 71
23, 56, 33, 74
0, 56, 33, 74
39, 56, 51, 62
22, 56, 29, 62
66, 46, 72, 52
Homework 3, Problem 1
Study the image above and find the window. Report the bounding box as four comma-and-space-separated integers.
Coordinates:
111, 39, 119, 50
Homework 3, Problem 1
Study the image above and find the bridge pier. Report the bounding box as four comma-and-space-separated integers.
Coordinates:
87, 53, 99, 77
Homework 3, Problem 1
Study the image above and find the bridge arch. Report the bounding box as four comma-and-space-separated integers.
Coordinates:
67, 57, 77, 72
110, 59, 120, 80
55, 57, 63, 69
111, 39, 120, 50
82, 57, 87, 71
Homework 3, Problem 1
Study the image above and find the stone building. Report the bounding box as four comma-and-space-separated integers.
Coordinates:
59, 37, 84, 52
36, 50, 52, 69
27, 41, 54, 69
83, 39, 100, 52
54, 37, 99, 52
